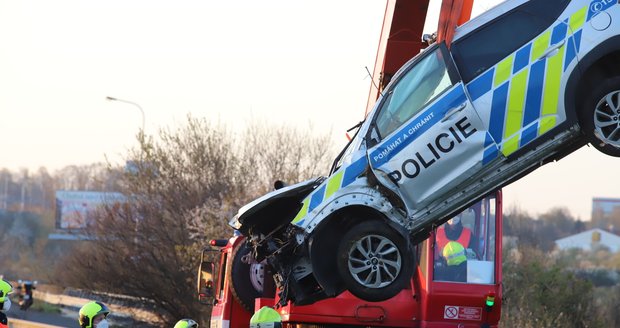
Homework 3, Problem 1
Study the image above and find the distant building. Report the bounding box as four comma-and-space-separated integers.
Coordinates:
55, 190, 126, 230
591, 197, 620, 233
555, 228, 620, 253
592, 197, 620, 216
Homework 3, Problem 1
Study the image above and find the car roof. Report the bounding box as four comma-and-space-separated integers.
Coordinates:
452, 0, 527, 43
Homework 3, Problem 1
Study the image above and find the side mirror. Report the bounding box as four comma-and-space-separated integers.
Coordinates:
197, 250, 215, 304
274, 180, 287, 190
422, 32, 437, 45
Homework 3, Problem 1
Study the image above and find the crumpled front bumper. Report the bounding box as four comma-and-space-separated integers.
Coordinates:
229, 177, 325, 236
228, 177, 329, 305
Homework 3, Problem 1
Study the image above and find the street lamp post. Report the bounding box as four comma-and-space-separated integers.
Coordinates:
106, 96, 145, 135
105, 96, 145, 243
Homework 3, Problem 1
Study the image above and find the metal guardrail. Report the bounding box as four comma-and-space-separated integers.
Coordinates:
63, 288, 156, 310
33, 289, 160, 326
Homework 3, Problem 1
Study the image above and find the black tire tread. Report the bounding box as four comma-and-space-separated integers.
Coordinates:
227, 239, 262, 312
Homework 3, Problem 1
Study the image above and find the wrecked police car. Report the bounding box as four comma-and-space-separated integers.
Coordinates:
230, 0, 620, 305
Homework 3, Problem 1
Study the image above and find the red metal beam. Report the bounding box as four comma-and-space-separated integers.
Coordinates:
364, 0, 474, 116
458, 0, 474, 25
436, 0, 473, 47
365, 0, 430, 116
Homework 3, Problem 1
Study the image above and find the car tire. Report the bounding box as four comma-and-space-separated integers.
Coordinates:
580, 76, 620, 156
228, 240, 263, 312
336, 220, 413, 302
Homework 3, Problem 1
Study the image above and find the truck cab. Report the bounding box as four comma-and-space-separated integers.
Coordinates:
202, 190, 502, 328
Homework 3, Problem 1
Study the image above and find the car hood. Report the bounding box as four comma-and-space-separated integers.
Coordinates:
229, 177, 326, 235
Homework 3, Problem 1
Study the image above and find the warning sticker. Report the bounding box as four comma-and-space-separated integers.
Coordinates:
444, 306, 482, 321
444, 306, 458, 319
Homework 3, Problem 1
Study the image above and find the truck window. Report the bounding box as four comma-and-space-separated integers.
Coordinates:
433, 195, 496, 284
217, 252, 227, 300
418, 239, 428, 280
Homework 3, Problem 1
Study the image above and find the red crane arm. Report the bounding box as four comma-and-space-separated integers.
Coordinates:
436, 0, 473, 47
364, 0, 430, 116
364, 0, 474, 116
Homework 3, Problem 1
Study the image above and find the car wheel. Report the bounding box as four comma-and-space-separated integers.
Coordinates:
581, 76, 620, 156
228, 240, 263, 312
336, 220, 413, 302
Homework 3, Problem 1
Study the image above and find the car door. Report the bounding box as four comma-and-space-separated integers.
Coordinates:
366, 43, 498, 210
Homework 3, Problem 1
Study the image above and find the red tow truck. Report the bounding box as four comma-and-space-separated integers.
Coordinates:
198, 0, 505, 326
200, 191, 502, 328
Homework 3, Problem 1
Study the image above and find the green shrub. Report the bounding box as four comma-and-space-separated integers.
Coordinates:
30, 299, 62, 314
501, 246, 604, 328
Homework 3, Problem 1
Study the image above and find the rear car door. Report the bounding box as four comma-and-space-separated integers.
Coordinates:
366, 43, 498, 210
451, 0, 576, 158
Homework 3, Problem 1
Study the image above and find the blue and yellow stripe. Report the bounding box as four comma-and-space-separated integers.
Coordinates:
292, 156, 368, 226
467, 5, 589, 160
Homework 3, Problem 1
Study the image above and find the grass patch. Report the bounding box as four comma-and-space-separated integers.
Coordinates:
29, 299, 62, 314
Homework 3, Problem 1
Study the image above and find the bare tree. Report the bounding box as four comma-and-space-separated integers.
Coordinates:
54, 163, 116, 191
58, 115, 335, 325
240, 120, 333, 195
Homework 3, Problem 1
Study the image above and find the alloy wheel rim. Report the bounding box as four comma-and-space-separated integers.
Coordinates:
347, 234, 402, 288
593, 90, 620, 148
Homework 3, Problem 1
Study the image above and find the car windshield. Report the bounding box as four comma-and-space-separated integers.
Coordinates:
374, 47, 453, 138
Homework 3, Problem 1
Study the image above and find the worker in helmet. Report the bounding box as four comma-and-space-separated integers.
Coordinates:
78, 301, 111, 328
16, 280, 35, 311
174, 318, 199, 328
250, 306, 282, 328
434, 212, 477, 282
0, 279, 13, 328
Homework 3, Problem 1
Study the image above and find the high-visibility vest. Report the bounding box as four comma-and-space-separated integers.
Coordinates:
436, 226, 471, 266
250, 306, 282, 328
436, 226, 471, 250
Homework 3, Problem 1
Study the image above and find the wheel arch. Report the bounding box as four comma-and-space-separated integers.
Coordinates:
308, 205, 409, 298
568, 36, 620, 124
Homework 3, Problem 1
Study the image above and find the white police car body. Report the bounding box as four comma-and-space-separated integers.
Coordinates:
231, 0, 620, 306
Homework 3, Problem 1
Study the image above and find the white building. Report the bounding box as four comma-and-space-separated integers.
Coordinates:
555, 229, 620, 253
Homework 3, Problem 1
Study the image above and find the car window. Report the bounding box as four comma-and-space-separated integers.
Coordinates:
332, 123, 363, 172
451, 0, 570, 83
374, 48, 453, 138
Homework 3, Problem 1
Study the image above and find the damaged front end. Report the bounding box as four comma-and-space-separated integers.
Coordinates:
229, 177, 330, 306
